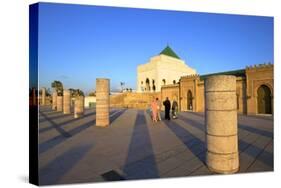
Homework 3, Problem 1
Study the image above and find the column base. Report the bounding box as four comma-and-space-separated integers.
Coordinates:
208, 166, 239, 174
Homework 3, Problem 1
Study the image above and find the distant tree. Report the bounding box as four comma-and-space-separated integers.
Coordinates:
46, 88, 51, 96
76, 89, 84, 97
120, 82, 125, 91
69, 88, 85, 97
88, 91, 96, 96
129, 88, 132, 92
69, 88, 76, 97
51, 80, 63, 96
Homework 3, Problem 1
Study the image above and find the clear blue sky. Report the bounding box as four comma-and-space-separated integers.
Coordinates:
37, 2, 273, 94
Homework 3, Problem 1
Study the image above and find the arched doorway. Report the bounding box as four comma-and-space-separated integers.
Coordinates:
152, 80, 156, 92
257, 85, 272, 114
187, 90, 193, 111
145, 78, 150, 92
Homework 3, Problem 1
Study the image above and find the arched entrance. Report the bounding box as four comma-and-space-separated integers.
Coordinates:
187, 90, 193, 111
257, 85, 272, 114
145, 78, 150, 92
152, 80, 156, 92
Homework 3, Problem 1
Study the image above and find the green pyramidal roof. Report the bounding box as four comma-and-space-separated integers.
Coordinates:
159, 46, 181, 59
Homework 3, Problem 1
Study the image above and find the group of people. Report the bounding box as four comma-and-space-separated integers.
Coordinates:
150, 97, 178, 123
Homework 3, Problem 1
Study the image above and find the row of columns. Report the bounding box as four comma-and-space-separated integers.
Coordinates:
47, 78, 110, 126
51, 90, 85, 118
41, 76, 239, 174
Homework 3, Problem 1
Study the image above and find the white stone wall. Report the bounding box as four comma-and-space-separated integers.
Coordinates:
137, 54, 196, 92
84, 96, 96, 108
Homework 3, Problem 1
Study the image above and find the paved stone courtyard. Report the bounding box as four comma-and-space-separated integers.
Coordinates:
38, 106, 273, 185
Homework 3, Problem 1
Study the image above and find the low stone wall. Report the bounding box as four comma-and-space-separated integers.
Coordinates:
110, 92, 161, 109
84, 96, 96, 108
161, 84, 180, 110
110, 93, 125, 108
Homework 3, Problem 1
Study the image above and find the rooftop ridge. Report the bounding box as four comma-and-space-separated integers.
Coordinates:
159, 45, 181, 60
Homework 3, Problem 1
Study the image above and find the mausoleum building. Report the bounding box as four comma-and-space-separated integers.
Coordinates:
111, 46, 274, 115
137, 46, 196, 92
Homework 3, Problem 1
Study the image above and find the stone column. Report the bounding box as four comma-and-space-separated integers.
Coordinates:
96, 78, 110, 127
74, 96, 84, 118
56, 96, 63, 112
63, 89, 71, 114
41, 87, 46, 105
205, 75, 239, 173
52, 91, 57, 110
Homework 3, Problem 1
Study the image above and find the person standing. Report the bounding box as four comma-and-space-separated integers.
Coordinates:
163, 97, 171, 120
172, 99, 178, 119
151, 98, 158, 123
156, 97, 162, 121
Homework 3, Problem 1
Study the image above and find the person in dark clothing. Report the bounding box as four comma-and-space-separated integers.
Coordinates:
163, 97, 171, 120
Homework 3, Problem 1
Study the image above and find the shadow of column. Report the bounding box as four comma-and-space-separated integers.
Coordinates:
238, 124, 273, 139
39, 144, 93, 185
177, 113, 205, 132
122, 110, 159, 179
109, 109, 127, 126
178, 112, 273, 169
39, 110, 125, 154
39, 110, 97, 133
238, 139, 273, 167
162, 120, 206, 164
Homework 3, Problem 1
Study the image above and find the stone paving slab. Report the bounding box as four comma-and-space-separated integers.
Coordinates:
188, 164, 213, 176
38, 106, 273, 185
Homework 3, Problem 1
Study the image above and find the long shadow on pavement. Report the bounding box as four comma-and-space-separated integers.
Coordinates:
91, 109, 127, 127
39, 110, 97, 134
40, 106, 94, 123
39, 144, 93, 185
162, 120, 206, 164
178, 112, 273, 168
39, 113, 73, 123
39, 111, 72, 138
109, 109, 127, 126
185, 112, 205, 119
39, 119, 94, 154
239, 114, 273, 121
39, 110, 123, 154
239, 124, 273, 139
238, 139, 273, 168
123, 110, 159, 180
178, 113, 273, 141
177, 114, 205, 132
179, 113, 273, 138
